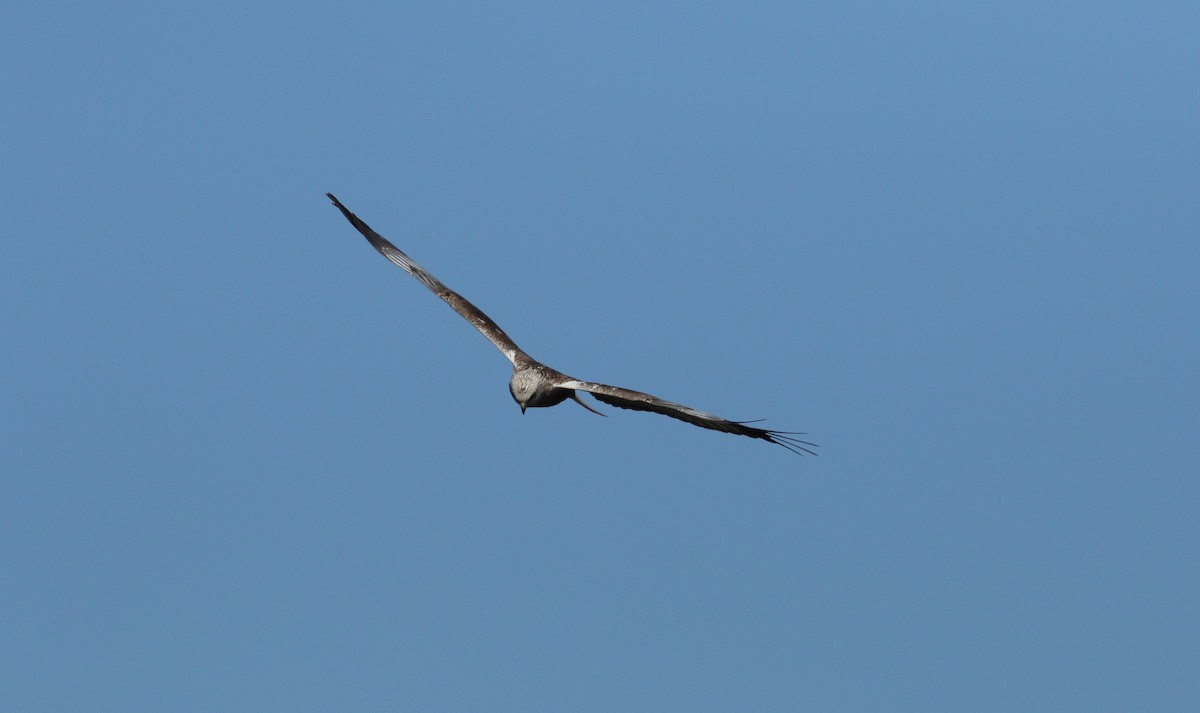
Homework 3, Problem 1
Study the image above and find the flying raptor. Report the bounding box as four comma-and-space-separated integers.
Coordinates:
327, 193, 817, 456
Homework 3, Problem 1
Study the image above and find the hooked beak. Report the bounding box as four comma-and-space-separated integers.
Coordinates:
520, 402, 527, 414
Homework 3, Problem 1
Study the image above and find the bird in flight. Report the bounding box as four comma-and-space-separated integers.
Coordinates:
327, 193, 817, 455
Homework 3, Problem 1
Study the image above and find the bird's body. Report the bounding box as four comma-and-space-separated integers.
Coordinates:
327, 193, 816, 455
510, 362, 570, 411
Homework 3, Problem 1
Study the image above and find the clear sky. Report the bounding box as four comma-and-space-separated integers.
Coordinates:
3, 2, 1197, 711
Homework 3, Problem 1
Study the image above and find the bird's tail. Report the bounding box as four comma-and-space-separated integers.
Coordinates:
570, 392, 607, 417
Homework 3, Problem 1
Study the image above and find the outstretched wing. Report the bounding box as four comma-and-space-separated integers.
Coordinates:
328, 193, 527, 365
560, 379, 818, 456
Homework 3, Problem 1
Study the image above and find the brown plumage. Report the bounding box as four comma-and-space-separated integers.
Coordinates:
328, 193, 817, 456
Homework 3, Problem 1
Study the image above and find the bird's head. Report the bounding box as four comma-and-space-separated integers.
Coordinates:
509, 369, 539, 414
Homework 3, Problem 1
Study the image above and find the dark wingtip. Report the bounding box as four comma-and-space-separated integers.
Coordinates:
770, 432, 819, 456
732, 420, 819, 456
751, 428, 819, 456
326, 193, 359, 226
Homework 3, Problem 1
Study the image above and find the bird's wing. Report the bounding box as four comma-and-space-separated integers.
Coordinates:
328, 193, 527, 365
559, 379, 818, 455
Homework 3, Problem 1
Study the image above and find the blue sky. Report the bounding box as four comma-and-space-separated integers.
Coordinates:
3, 1, 1197, 710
